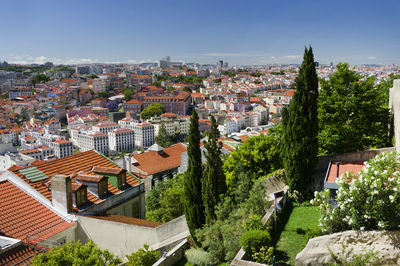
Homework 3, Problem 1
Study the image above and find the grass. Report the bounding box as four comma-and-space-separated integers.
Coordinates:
274, 205, 321, 265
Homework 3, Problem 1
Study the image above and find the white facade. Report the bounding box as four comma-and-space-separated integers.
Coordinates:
72, 131, 109, 155
132, 123, 154, 149
108, 128, 135, 154
148, 116, 190, 137
51, 140, 74, 158
92, 122, 120, 134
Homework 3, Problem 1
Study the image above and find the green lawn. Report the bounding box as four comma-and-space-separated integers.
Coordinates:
275, 205, 321, 265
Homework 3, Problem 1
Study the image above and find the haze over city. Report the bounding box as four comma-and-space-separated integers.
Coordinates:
1, 0, 400, 65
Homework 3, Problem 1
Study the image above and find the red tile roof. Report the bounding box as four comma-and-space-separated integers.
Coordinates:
0, 180, 75, 242
53, 140, 71, 144
8, 150, 140, 209
132, 143, 187, 175
125, 99, 143, 105
161, 112, 177, 118
326, 161, 365, 183
0, 243, 46, 266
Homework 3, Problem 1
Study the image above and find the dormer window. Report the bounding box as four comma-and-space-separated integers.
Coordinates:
75, 188, 87, 207
98, 180, 108, 197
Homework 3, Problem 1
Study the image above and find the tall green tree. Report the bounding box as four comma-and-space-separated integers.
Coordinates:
282, 46, 318, 195
184, 110, 205, 244
223, 133, 282, 191
318, 63, 391, 154
155, 123, 172, 148
202, 115, 227, 224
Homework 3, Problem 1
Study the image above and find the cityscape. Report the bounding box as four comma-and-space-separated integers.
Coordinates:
1, 1, 400, 265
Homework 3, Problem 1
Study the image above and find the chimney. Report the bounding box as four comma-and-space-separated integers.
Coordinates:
124, 154, 132, 173
335, 162, 340, 177
51, 175, 73, 213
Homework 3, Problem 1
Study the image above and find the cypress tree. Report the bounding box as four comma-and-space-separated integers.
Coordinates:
202, 115, 227, 224
282, 46, 318, 196
155, 122, 172, 148
184, 110, 205, 243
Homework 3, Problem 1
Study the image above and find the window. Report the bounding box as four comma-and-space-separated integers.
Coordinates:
76, 189, 86, 206
132, 202, 139, 218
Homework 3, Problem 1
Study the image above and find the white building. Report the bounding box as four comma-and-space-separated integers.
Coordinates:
108, 128, 135, 155
51, 140, 74, 158
92, 121, 120, 134
148, 113, 190, 137
72, 131, 109, 155
132, 123, 154, 149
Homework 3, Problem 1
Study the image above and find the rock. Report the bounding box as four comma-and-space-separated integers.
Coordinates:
295, 230, 400, 266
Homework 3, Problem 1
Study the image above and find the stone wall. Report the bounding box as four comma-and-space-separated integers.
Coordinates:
296, 230, 400, 265
390, 79, 400, 152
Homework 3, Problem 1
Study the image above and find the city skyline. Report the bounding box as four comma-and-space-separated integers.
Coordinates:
1, 0, 399, 65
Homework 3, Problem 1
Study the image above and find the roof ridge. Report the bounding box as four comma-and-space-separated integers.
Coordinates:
93, 150, 141, 183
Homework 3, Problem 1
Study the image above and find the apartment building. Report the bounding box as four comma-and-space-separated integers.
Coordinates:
122, 99, 143, 114
148, 113, 190, 137
92, 121, 120, 134
72, 131, 109, 155
132, 123, 154, 149
142, 91, 191, 115
51, 139, 74, 158
108, 128, 135, 154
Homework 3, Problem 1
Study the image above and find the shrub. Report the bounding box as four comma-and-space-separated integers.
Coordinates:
185, 248, 216, 266
312, 151, 400, 232
243, 215, 264, 232
252, 246, 274, 264
126, 244, 159, 266
240, 229, 272, 255
31, 240, 121, 265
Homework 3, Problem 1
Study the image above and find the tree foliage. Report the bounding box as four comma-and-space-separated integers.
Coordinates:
184, 110, 205, 244
224, 133, 282, 190
97, 91, 110, 98
106, 101, 118, 112
31, 74, 50, 85
195, 177, 271, 263
140, 103, 165, 120
202, 115, 227, 224
318, 63, 392, 154
183, 86, 192, 93
282, 46, 318, 195
122, 87, 134, 101
155, 123, 172, 148
125, 244, 159, 266
31, 240, 121, 265
145, 173, 185, 223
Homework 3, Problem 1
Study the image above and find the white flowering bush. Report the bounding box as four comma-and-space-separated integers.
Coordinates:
311, 151, 400, 233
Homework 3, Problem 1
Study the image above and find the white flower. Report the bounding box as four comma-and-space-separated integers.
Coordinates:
389, 195, 395, 202
378, 221, 385, 229
394, 187, 398, 192
360, 226, 365, 231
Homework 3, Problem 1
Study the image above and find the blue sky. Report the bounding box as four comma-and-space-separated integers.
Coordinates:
1, 0, 399, 65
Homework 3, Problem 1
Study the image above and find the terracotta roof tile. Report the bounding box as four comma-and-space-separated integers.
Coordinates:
327, 161, 365, 183
0, 180, 75, 242
0, 243, 46, 266
8, 150, 140, 210
132, 143, 186, 175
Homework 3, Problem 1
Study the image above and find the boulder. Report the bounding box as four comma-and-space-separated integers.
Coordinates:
296, 230, 400, 265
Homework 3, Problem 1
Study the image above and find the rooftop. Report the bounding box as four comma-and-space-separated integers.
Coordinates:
326, 161, 366, 183
132, 143, 187, 176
